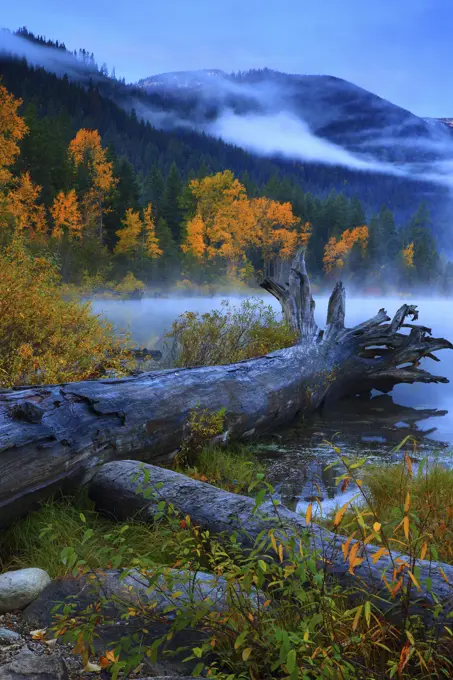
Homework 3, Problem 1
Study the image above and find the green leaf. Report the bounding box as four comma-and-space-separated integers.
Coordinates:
287, 649, 297, 673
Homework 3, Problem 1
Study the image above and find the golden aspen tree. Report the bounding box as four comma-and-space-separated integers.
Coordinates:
0, 84, 28, 187
143, 204, 162, 258
6, 172, 47, 238
323, 225, 368, 274
50, 189, 83, 240
249, 197, 301, 276
114, 208, 142, 255
183, 170, 254, 274
68, 129, 117, 244
402, 242, 415, 268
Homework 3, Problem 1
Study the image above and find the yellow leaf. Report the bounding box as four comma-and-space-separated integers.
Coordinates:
403, 515, 410, 540
420, 542, 428, 561
373, 522, 381, 533
334, 501, 350, 528
242, 647, 252, 661
408, 570, 421, 592
305, 503, 313, 525
371, 547, 389, 564
352, 605, 363, 631
440, 567, 450, 584
270, 532, 278, 555
278, 543, 284, 563
404, 492, 411, 513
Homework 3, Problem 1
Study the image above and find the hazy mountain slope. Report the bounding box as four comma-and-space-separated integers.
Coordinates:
136, 68, 453, 167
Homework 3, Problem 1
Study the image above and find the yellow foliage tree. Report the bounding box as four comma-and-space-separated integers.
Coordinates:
183, 171, 305, 278
402, 242, 415, 268
6, 172, 47, 238
143, 204, 162, 258
0, 239, 132, 387
0, 83, 28, 187
68, 129, 117, 243
114, 208, 142, 255
249, 197, 303, 275
323, 226, 369, 275
50, 189, 83, 240
115, 204, 162, 259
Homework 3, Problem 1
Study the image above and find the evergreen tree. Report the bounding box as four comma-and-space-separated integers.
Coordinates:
161, 162, 183, 243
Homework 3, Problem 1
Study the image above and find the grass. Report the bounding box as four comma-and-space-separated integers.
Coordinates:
174, 443, 268, 494
325, 456, 453, 564
0, 445, 267, 578
0, 493, 176, 578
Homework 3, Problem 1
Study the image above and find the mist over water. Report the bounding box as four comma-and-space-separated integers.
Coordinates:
91, 293, 453, 512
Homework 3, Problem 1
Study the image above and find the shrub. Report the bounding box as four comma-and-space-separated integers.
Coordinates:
0, 239, 133, 386
49, 456, 453, 679
115, 271, 146, 295
166, 297, 297, 367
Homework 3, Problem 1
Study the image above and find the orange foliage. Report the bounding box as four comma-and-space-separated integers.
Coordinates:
402, 242, 415, 268
323, 226, 368, 274
183, 171, 307, 273
143, 204, 162, 258
6, 172, 47, 237
0, 238, 131, 387
68, 129, 117, 240
114, 204, 162, 258
50, 189, 83, 239
0, 83, 28, 186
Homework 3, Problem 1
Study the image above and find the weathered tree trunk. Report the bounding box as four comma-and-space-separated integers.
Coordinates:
0, 250, 450, 528
89, 460, 453, 629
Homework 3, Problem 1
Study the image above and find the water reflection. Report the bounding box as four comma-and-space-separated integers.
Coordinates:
257, 394, 449, 514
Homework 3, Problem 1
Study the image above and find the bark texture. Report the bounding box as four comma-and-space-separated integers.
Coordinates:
0, 250, 450, 528
90, 460, 453, 629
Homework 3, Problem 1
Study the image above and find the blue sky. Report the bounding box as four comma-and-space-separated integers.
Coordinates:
1, 0, 452, 116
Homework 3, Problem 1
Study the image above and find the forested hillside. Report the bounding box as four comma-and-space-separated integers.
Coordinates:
0, 28, 451, 291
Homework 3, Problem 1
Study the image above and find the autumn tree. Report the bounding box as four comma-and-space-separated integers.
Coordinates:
143, 204, 162, 259
183, 171, 256, 275
6, 172, 47, 238
249, 197, 305, 276
115, 204, 162, 259
402, 242, 415, 269
50, 189, 82, 240
323, 226, 369, 275
69, 129, 117, 244
0, 83, 28, 187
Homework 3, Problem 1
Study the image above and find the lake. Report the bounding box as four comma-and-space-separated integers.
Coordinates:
90, 293, 453, 514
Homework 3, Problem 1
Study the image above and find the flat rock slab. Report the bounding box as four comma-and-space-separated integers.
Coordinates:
0, 570, 51, 614
0, 648, 69, 680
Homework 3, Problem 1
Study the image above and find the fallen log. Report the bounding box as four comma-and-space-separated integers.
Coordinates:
89, 459, 453, 629
0, 250, 451, 528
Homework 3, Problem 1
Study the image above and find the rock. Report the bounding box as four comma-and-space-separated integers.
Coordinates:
0, 647, 69, 679
0, 570, 51, 614
0, 627, 21, 643
24, 567, 254, 676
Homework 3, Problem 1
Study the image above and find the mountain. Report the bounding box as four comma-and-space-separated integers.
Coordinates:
136, 68, 453, 168
0, 31, 452, 239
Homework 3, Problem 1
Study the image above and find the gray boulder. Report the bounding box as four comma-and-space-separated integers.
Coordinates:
0, 648, 68, 679
0, 569, 51, 614
0, 627, 21, 643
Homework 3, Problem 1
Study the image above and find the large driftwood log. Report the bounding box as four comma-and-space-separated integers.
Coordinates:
0, 250, 451, 528
90, 460, 453, 629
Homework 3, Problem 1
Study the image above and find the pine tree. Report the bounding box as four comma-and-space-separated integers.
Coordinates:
162, 162, 183, 243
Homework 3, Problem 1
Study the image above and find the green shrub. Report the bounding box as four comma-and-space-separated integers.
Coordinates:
175, 443, 267, 494
166, 297, 297, 368
49, 464, 453, 679
115, 271, 146, 295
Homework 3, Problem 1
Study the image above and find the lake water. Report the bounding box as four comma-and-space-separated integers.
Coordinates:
90, 293, 453, 513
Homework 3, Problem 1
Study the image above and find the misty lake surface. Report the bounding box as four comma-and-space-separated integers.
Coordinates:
90, 293, 453, 514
